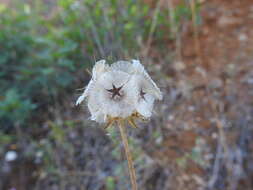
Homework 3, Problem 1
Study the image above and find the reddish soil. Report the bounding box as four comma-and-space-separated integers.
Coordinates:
147, 0, 253, 189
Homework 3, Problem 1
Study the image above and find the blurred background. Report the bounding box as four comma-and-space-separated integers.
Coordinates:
0, 0, 253, 189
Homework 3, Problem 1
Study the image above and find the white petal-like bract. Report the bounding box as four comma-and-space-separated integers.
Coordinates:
76, 59, 162, 123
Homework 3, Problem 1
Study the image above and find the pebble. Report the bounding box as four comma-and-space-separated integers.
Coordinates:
5, 151, 18, 162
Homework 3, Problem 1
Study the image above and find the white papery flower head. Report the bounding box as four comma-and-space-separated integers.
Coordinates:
76, 59, 162, 125
76, 60, 109, 105
111, 60, 162, 118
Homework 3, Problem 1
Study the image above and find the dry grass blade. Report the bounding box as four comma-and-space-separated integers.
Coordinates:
189, 0, 202, 63
143, 0, 163, 57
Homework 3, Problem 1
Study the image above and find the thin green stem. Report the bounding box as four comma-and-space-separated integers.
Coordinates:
118, 120, 138, 190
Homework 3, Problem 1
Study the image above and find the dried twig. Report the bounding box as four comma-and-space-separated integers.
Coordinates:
118, 120, 138, 190
208, 135, 223, 189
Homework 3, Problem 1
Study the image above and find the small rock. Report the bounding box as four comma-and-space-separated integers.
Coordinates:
195, 67, 207, 77
218, 15, 240, 27
212, 133, 218, 139
155, 136, 163, 145
208, 78, 223, 89
204, 153, 214, 160
5, 151, 18, 162
173, 61, 186, 71
192, 175, 205, 186
238, 33, 247, 42
168, 115, 174, 121
182, 174, 190, 181
226, 64, 237, 77
188, 106, 195, 111
241, 76, 253, 85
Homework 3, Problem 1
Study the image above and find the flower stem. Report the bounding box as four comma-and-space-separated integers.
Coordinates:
118, 120, 138, 190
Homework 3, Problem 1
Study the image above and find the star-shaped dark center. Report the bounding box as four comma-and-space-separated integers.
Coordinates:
107, 84, 123, 99
140, 89, 146, 100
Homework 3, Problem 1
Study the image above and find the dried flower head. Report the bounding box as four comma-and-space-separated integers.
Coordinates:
76, 59, 162, 190
76, 59, 162, 126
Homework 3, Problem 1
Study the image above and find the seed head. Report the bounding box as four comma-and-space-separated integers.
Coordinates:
76, 60, 162, 126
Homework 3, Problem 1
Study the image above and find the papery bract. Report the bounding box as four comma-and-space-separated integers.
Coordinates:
76, 59, 162, 123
